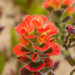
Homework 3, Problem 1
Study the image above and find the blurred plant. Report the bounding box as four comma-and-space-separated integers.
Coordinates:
42, 0, 75, 75
13, 15, 60, 75
63, 25, 75, 66
0, 8, 2, 18
0, 26, 4, 34
70, 69, 75, 75
11, 0, 75, 75
53, 61, 60, 71
14, 0, 47, 15
10, 28, 20, 55
14, 0, 34, 13
0, 50, 6, 75
42, 0, 75, 44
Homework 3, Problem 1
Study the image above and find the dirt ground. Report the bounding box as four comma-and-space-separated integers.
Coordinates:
0, 0, 75, 75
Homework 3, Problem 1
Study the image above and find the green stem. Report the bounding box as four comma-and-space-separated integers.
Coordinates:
47, 70, 55, 75
70, 69, 75, 75
65, 54, 75, 66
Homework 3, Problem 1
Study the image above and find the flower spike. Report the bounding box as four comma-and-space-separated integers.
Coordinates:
13, 15, 60, 75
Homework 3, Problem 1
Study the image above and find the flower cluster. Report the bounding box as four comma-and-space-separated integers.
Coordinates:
42, 0, 75, 9
42, 0, 75, 15
13, 15, 60, 75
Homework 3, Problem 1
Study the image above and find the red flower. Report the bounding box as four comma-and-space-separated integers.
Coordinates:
15, 15, 48, 39
13, 15, 60, 74
25, 61, 45, 71
46, 43, 60, 56
33, 37, 55, 51
20, 37, 29, 46
13, 44, 32, 56
42, 0, 61, 9
18, 55, 31, 63
19, 67, 42, 75
66, 6, 75, 15
42, 3, 50, 8
38, 34, 47, 43
13, 44, 30, 56
15, 24, 22, 34
15, 15, 58, 45
42, 0, 75, 9
31, 52, 39, 62
62, 0, 74, 6
21, 29, 36, 38
19, 67, 32, 75
44, 57, 53, 67
31, 15, 47, 29
15, 15, 47, 33
37, 22, 58, 36
40, 57, 53, 74
33, 42, 53, 51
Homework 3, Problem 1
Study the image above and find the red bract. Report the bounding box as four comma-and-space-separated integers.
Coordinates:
19, 67, 32, 75
63, 0, 74, 5
18, 55, 31, 63
44, 58, 53, 67
13, 44, 30, 56
46, 43, 60, 56
38, 34, 47, 43
31, 15, 47, 28
20, 37, 29, 46
15, 15, 58, 41
42, 0, 75, 9
13, 15, 60, 75
21, 29, 36, 38
31, 52, 39, 62
15, 24, 22, 34
19, 67, 42, 75
15, 15, 47, 34
66, 6, 75, 15
25, 61, 45, 71
37, 22, 58, 35
33, 42, 53, 51
42, 0, 61, 9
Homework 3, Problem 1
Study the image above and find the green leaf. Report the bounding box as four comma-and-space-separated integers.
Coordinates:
0, 52, 6, 75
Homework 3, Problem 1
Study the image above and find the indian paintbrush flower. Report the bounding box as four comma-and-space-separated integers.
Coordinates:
42, 0, 75, 24
42, 0, 75, 9
13, 15, 60, 75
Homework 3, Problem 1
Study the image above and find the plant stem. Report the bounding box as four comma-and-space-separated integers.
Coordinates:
70, 69, 75, 75
63, 33, 70, 50
47, 70, 55, 75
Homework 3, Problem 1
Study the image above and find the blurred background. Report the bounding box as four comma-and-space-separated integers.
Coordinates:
0, 0, 75, 75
